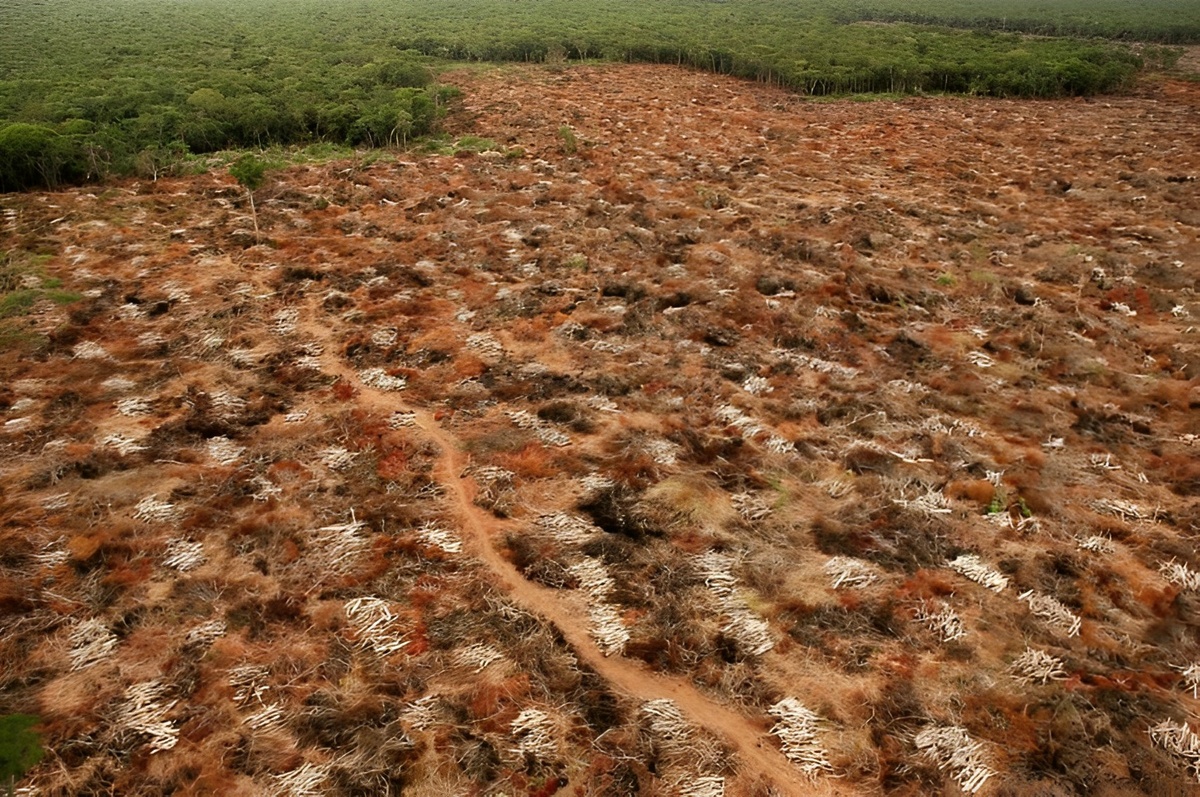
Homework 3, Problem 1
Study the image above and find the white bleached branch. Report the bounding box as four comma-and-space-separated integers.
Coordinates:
133, 495, 181, 523
359, 367, 407, 391
206, 436, 245, 466
1161, 560, 1200, 591
825, 556, 878, 589
948, 554, 1009, 592
915, 725, 995, 794
1019, 590, 1081, 637
1150, 720, 1200, 783
1178, 663, 1200, 699
68, 618, 118, 670
416, 524, 461, 554
916, 601, 967, 642
115, 681, 178, 753
641, 699, 691, 756
455, 644, 505, 673
1010, 648, 1068, 685
273, 763, 331, 797
344, 596, 409, 656
731, 492, 772, 522
185, 619, 226, 648
768, 698, 833, 777
163, 537, 206, 571
511, 709, 558, 761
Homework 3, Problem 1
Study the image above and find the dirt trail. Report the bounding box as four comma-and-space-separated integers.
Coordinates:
301, 314, 847, 796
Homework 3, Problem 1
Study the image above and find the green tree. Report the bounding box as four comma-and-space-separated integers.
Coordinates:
229, 154, 267, 241
0, 124, 78, 190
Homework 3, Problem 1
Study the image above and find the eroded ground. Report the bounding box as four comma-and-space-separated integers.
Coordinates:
1, 64, 1198, 796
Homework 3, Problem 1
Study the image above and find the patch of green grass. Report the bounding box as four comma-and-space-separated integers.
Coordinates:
454, 135, 499, 153
45, 289, 82, 304
0, 714, 43, 787
0, 290, 39, 319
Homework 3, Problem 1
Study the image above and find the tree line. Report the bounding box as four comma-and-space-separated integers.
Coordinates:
1, 0, 1186, 191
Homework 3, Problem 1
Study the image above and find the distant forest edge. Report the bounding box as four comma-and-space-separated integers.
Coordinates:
1, 0, 1196, 191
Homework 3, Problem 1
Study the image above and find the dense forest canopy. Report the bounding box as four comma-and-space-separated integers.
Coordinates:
0, 0, 1195, 190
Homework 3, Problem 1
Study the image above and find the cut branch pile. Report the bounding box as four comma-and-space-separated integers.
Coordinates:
1150, 720, 1200, 783
184, 619, 226, 648
318, 446, 359, 471
511, 708, 558, 761
771, 348, 860, 379
401, 695, 442, 731
133, 495, 181, 523
1161, 560, 1200, 591
825, 556, 878, 589
506, 409, 571, 447
465, 331, 503, 361
114, 681, 179, 753
271, 308, 299, 336
537, 512, 601, 545
273, 762, 331, 797
948, 554, 1009, 592
674, 775, 725, 797
454, 643, 505, 673
206, 436, 245, 465
641, 699, 692, 757
388, 410, 417, 428
229, 665, 271, 706
1009, 647, 1067, 685
1092, 498, 1151, 522
162, 537, 206, 571
914, 725, 995, 794
102, 433, 147, 455
731, 492, 772, 522
1077, 535, 1115, 554
68, 618, 118, 671
695, 551, 774, 656
309, 513, 369, 575
1019, 590, 1082, 637
916, 601, 967, 642
416, 523, 461, 554
587, 602, 631, 657
471, 465, 515, 512
245, 702, 286, 732
568, 558, 629, 656
344, 596, 409, 656
893, 490, 952, 516
359, 367, 408, 391
768, 698, 834, 777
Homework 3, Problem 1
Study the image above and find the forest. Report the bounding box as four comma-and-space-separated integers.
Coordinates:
0, 0, 1195, 191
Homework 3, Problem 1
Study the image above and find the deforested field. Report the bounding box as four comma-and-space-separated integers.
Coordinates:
1, 63, 1199, 795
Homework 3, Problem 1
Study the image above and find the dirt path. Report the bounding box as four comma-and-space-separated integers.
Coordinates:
300, 314, 849, 796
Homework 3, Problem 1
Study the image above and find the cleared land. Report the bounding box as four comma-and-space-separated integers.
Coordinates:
1, 65, 1198, 795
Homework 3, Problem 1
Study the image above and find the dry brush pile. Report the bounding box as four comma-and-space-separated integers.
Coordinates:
1, 63, 1198, 795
